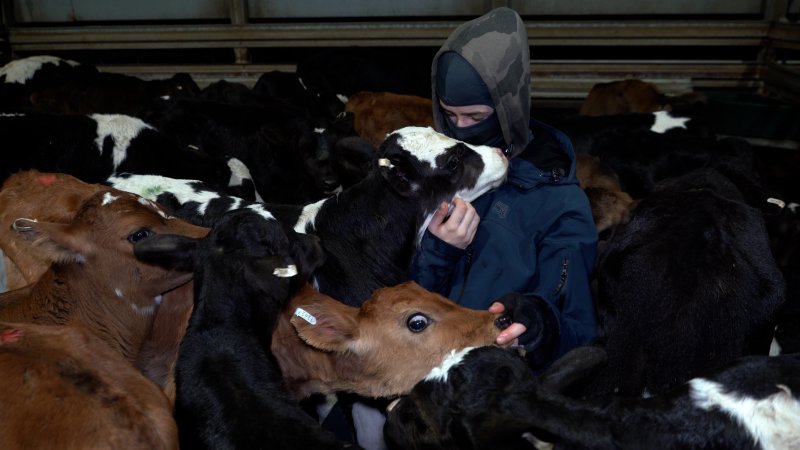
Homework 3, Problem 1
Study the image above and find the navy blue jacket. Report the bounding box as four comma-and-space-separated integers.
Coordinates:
410, 120, 599, 361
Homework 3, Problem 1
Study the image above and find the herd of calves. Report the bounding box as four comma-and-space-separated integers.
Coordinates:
0, 55, 798, 449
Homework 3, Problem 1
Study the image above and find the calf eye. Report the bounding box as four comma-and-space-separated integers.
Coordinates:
406, 314, 430, 333
127, 229, 153, 243
445, 147, 465, 171
446, 157, 460, 171
495, 315, 512, 330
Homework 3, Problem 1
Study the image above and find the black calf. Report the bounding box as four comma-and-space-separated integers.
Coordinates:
386, 345, 800, 450
134, 209, 345, 450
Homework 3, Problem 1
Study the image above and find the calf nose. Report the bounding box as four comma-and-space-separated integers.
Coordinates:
494, 315, 512, 330
320, 177, 341, 192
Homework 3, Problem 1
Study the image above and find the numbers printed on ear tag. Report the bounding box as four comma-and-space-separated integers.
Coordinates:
294, 307, 317, 325
273, 265, 298, 278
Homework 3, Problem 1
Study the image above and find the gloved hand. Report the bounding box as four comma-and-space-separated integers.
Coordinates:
493, 292, 560, 366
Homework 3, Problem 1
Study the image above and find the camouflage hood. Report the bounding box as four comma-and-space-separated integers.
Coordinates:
431, 7, 531, 157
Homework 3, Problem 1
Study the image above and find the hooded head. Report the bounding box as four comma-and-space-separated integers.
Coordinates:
431, 7, 531, 158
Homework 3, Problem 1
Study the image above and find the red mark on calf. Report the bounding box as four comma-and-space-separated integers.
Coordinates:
36, 174, 57, 186
0, 328, 23, 344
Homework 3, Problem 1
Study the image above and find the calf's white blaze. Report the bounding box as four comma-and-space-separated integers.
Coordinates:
691, 378, 800, 450
91, 114, 154, 171
0, 56, 78, 84
293, 199, 325, 234
101, 192, 120, 205
424, 347, 475, 383
650, 111, 690, 134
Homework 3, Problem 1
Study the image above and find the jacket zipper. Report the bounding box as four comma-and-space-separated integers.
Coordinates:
454, 248, 474, 302
554, 257, 568, 309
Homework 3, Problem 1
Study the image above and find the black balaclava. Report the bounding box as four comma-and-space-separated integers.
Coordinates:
435, 51, 506, 150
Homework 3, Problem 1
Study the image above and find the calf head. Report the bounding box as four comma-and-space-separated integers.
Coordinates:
384, 345, 607, 450
332, 135, 376, 187
576, 154, 635, 235
152, 73, 200, 98
384, 346, 537, 450
134, 208, 325, 319
298, 118, 349, 194
5, 189, 208, 363
579, 79, 667, 116
377, 126, 508, 206
274, 281, 512, 399
0, 170, 106, 288
13, 189, 208, 301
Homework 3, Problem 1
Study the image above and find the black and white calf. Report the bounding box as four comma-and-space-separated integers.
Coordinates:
0, 112, 258, 200
269, 126, 508, 305
386, 345, 800, 450
107, 173, 271, 228
133, 208, 344, 450
545, 110, 711, 153
0, 56, 99, 112
252, 70, 348, 127
140, 96, 352, 205
27, 70, 200, 116
0, 56, 86, 85
111, 126, 508, 306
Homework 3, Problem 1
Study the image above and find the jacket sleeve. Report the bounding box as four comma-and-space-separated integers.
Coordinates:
529, 206, 599, 360
409, 230, 466, 297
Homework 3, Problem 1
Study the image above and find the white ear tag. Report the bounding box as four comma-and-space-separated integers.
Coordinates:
273, 265, 298, 278
378, 158, 393, 168
767, 197, 786, 209
294, 307, 317, 325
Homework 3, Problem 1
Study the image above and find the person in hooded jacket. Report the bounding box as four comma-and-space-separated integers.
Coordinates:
410, 7, 599, 370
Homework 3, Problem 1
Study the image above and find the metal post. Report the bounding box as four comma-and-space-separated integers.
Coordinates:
230, 0, 251, 65
765, 0, 790, 21
0, 0, 15, 63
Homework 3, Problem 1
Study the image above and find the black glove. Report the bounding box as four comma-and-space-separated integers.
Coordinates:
494, 292, 560, 366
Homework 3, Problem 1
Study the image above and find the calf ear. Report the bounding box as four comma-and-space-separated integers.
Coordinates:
378, 160, 415, 197
12, 218, 92, 264
538, 345, 607, 392
290, 233, 326, 278
133, 234, 198, 272
290, 295, 359, 352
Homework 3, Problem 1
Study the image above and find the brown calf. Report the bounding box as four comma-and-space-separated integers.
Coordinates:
140, 280, 509, 406
345, 91, 434, 147
0, 187, 208, 367
0, 170, 104, 290
576, 153, 636, 234
272, 281, 506, 399
0, 321, 177, 450
579, 79, 707, 117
